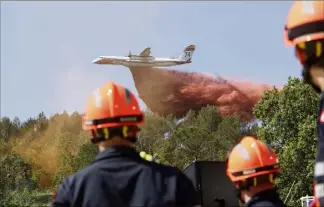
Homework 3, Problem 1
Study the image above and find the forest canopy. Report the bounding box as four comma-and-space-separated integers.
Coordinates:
0, 77, 318, 206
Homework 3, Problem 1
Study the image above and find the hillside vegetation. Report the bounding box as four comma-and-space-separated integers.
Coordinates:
0, 77, 318, 206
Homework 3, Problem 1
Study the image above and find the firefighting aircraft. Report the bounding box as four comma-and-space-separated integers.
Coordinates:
92, 45, 196, 68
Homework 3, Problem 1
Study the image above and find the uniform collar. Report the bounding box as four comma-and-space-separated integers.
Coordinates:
245, 188, 281, 207
95, 146, 140, 161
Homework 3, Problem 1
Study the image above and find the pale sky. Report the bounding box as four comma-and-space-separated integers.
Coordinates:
1, 1, 300, 121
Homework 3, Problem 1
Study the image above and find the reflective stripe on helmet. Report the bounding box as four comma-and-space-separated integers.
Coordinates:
84, 115, 144, 126
231, 164, 280, 177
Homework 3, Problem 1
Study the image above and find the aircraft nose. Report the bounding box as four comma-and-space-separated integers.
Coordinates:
92, 58, 100, 64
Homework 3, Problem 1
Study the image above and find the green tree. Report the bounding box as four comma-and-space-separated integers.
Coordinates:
53, 131, 76, 186
0, 139, 12, 160
253, 77, 318, 206
0, 117, 21, 140
35, 112, 49, 132
0, 154, 37, 191
72, 142, 98, 172
135, 111, 175, 155
159, 105, 250, 169
21, 117, 37, 133
61, 112, 83, 136
0, 153, 38, 204
53, 130, 95, 187
3, 188, 38, 207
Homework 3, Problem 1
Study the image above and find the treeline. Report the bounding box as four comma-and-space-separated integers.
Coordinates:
0, 77, 319, 206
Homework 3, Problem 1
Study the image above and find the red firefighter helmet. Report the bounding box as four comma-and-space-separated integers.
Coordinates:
284, 1, 324, 47
82, 81, 144, 131
226, 136, 281, 183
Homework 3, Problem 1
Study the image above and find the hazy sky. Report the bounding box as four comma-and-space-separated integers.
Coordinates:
1, 1, 300, 121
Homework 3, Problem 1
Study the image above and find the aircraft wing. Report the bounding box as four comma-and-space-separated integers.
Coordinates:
139, 47, 151, 57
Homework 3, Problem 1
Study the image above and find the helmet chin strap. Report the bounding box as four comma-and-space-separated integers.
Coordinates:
90, 126, 139, 144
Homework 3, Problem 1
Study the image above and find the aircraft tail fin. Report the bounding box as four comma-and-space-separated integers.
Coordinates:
179, 45, 196, 62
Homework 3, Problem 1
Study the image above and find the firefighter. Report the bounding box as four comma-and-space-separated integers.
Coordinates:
50, 151, 160, 204
283, 2, 324, 206
51, 81, 200, 207
226, 136, 286, 207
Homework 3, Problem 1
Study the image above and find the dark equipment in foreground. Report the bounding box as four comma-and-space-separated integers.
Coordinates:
183, 161, 239, 207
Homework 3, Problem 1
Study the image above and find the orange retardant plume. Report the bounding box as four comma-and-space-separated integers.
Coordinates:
130, 67, 273, 121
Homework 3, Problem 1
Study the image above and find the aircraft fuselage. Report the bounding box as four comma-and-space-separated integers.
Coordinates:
92, 56, 191, 68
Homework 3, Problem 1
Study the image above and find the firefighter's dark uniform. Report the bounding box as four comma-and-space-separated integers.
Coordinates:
314, 93, 324, 206
52, 146, 200, 207
245, 188, 286, 207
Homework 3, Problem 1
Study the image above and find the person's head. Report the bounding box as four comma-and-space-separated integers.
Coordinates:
226, 136, 281, 204
284, 1, 324, 92
82, 81, 144, 151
